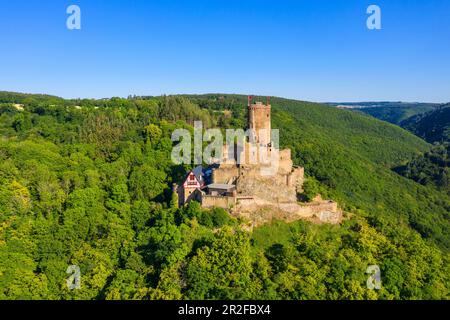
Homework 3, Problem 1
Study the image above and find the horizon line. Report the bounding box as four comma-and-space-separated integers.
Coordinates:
1, 90, 449, 105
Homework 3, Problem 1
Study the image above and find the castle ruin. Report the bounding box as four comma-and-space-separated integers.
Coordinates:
177, 96, 342, 226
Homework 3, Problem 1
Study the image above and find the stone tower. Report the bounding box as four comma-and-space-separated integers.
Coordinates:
248, 96, 271, 146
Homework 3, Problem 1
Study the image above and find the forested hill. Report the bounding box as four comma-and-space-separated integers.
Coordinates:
0, 91, 64, 104
400, 104, 450, 144
0, 92, 449, 300
187, 94, 449, 246
326, 102, 439, 125
394, 143, 449, 193
393, 105, 450, 193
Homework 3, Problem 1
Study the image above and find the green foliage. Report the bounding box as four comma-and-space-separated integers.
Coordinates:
0, 91, 448, 300
129, 164, 167, 201
210, 208, 234, 227
301, 176, 327, 202
394, 143, 449, 193
144, 124, 162, 145
262, 97, 449, 250
185, 227, 253, 299
401, 104, 450, 143
252, 219, 449, 300
180, 202, 236, 228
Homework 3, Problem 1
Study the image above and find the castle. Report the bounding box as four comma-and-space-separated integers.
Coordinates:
176, 96, 342, 226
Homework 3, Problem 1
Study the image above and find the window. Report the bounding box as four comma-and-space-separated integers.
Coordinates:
187, 174, 197, 186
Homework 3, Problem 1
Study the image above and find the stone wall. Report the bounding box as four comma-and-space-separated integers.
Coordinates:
236, 170, 298, 203
233, 196, 343, 227
201, 195, 236, 209
278, 149, 294, 175
212, 164, 239, 184
178, 186, 199, 207
210, 145, 305, 205
291, 167, 305, 192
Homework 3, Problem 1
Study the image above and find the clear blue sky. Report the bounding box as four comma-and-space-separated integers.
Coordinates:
0, 0, 449, 102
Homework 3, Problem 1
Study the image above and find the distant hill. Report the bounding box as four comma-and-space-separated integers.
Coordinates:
0, 91, 64, 104
328, 100, 450, 198
400, 104, 450, 143
327, 102, 440, 125
392, 105, 450, 192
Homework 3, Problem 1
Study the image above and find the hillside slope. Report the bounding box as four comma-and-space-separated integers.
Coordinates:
273, 99, 449, 248
393, 105, 450, 193
326, 102, 439, 125
0, 92, 449, 300
185, 95, 449, 250
394, 143, 449, 193
400, 104, 450, 143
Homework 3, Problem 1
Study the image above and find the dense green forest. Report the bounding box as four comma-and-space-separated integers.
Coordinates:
0, 92, 448, 300
400, 105, 450, 143
392, 105, 450, 194
331, 102, 450, 195
394, 143, 449, 193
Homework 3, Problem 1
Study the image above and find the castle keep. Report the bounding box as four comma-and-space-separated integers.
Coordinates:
248, 96, 271, 146
177, 96, 342, 226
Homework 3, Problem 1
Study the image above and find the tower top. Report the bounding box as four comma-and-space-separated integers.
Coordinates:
247, 95, 272, 146
248, 95, 271, 108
